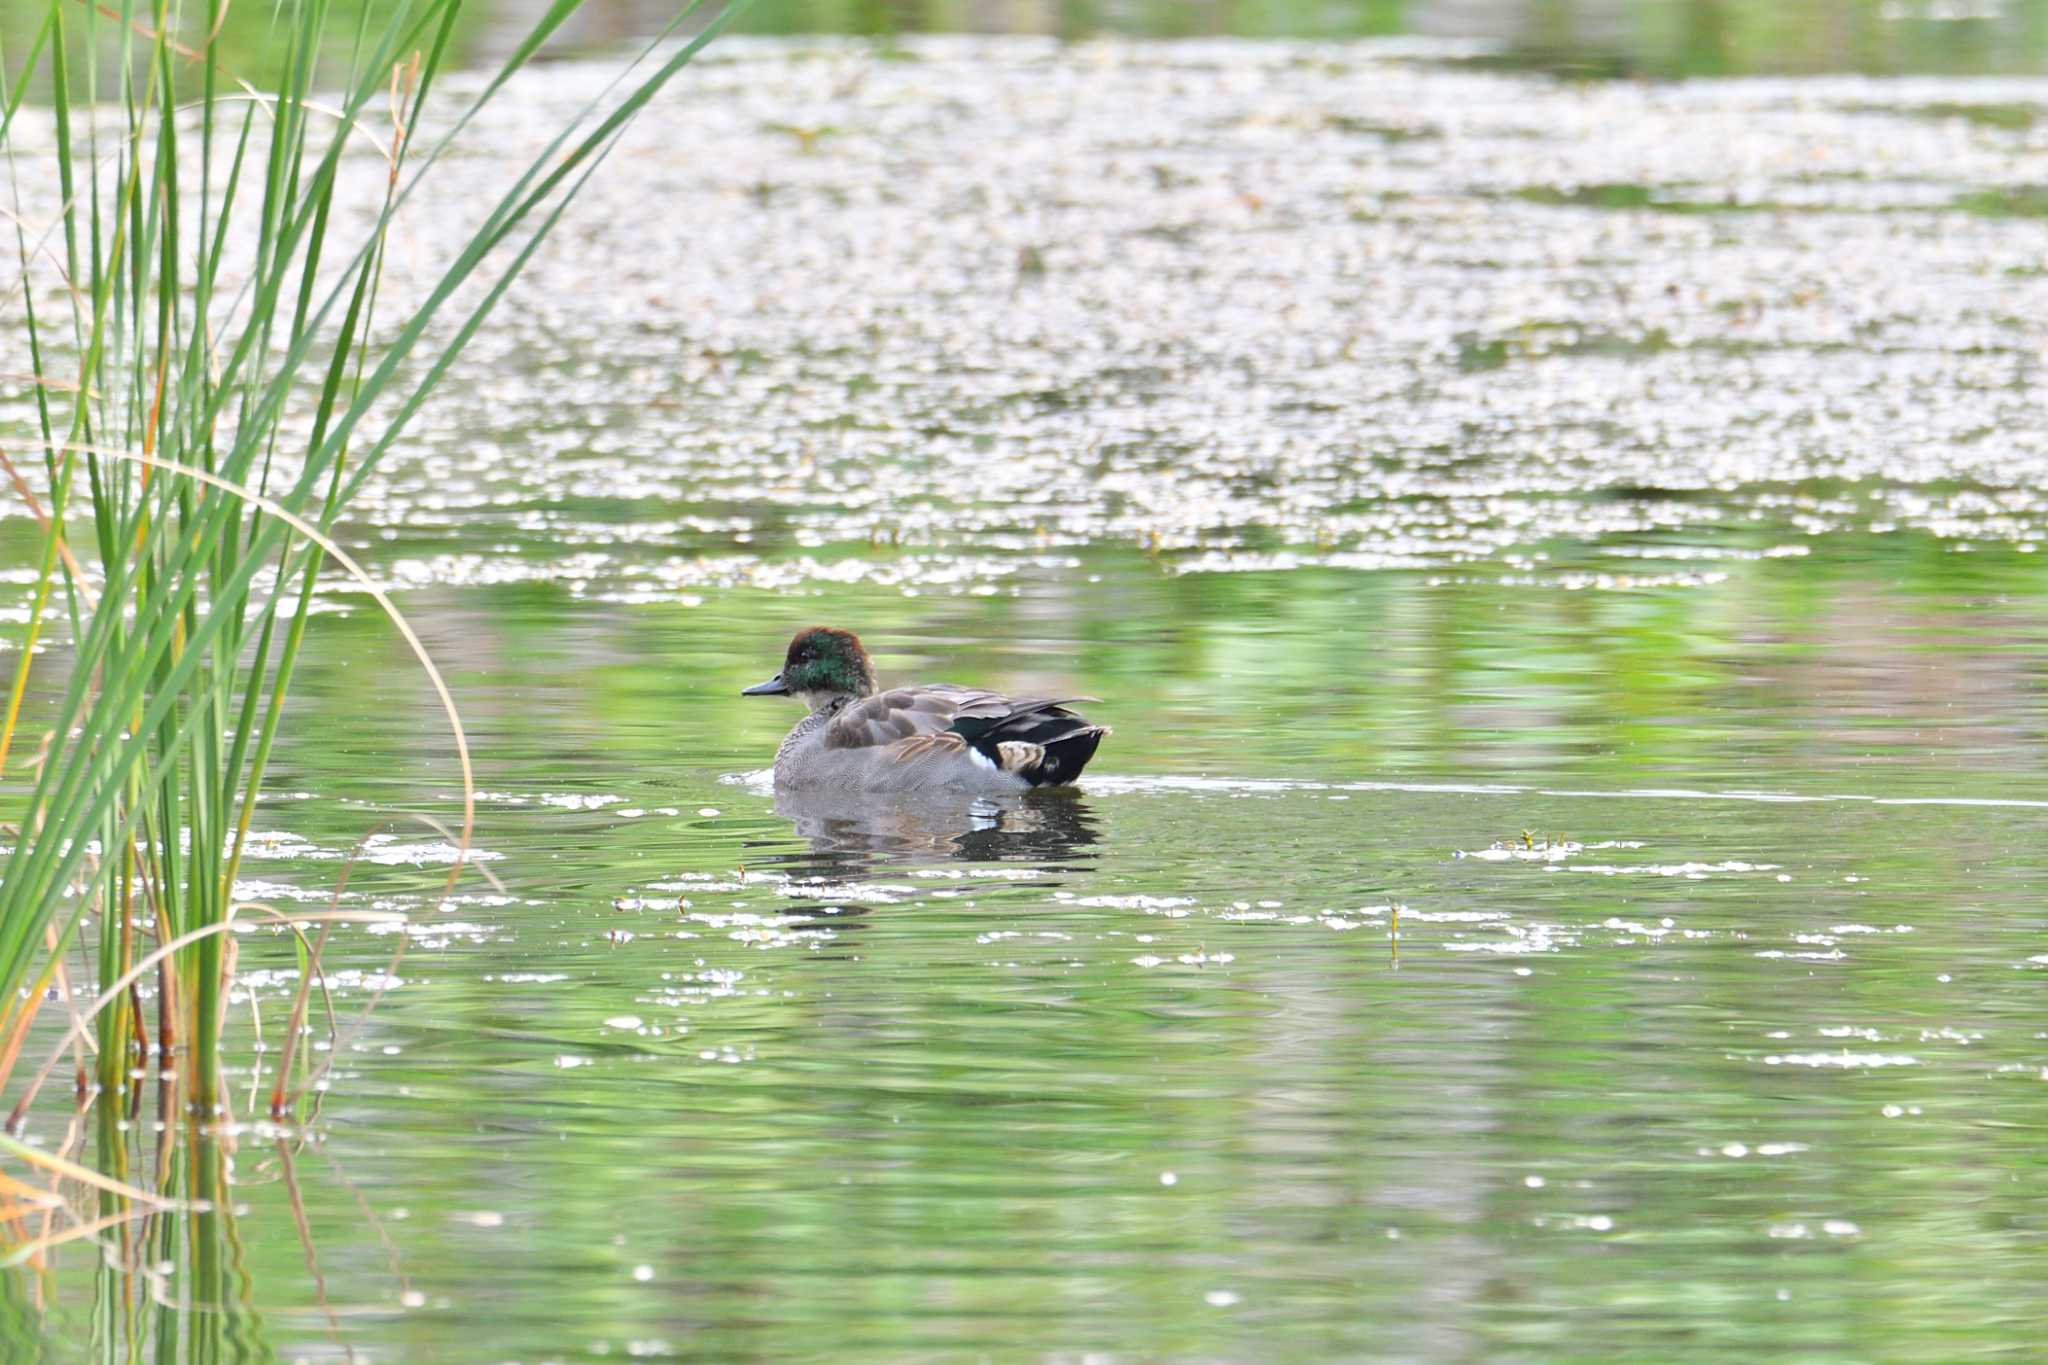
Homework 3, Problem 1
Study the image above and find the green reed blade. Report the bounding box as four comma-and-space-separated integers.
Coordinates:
0, 0, 754, 1117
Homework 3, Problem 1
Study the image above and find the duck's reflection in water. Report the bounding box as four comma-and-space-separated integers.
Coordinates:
749, 785, 1100, 889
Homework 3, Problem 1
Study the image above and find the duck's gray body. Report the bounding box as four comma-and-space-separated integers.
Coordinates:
770, 684, 1107, 794
744, 628, 1109, 795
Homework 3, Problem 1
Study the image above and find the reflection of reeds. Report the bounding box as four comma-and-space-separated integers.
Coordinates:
0, 0, 745, 1339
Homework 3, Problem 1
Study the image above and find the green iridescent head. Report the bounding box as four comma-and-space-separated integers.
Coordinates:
741, 627, 878, 704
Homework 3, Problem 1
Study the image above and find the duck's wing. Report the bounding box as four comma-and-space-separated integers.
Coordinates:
825, 685, 1109, 785
823, 685, 978, 750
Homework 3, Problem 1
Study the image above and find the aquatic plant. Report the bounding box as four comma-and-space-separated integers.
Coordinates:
0, 0, 745, 1255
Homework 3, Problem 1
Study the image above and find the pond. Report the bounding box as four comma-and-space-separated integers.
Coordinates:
6, 34, 2048, 1361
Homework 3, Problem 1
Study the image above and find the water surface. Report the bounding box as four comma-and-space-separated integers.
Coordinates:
5, 36, 2048, 1362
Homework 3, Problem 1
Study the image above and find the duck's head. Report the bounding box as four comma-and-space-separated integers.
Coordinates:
742, 627, 878, 707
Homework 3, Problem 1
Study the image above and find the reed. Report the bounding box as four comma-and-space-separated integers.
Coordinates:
0, 0, 742, 1159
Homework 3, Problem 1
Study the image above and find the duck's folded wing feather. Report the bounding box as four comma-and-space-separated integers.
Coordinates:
824, 685, 1096, 753
822, 684, 1110, 787
823, 687, 973, 750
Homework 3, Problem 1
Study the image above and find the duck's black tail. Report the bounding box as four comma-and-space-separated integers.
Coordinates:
1007, 723, 1110, 787
953, 700, 1110, 788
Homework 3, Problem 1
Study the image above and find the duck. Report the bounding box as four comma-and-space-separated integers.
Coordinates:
741, 627, 1110, 793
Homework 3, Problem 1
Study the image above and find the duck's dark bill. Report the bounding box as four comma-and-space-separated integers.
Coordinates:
741, 675, 790, 696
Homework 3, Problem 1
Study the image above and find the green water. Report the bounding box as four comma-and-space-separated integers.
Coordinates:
15, 555, 2048, 1359
20, 552, 2048, 1358
15, 0, 2048, 82
8, 33, 2048, 1363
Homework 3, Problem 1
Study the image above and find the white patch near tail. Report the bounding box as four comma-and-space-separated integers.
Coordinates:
996, 741, 1045, 773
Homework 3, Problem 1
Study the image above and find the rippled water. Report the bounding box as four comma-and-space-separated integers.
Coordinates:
8, 36, 2048, 1361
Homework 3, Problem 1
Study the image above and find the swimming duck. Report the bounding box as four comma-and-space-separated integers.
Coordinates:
742, 627, 1110, 792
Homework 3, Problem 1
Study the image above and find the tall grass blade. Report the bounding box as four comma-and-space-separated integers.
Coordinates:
0, 0, 749, 1173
